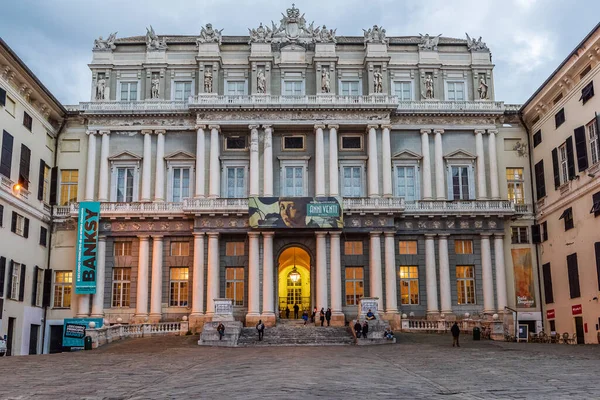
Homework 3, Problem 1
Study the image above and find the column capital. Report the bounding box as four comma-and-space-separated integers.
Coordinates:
208, 125, 220, 131
381, 124, 392, 130
207, 232, 220, 238
195, 124, 207, 130
155, 129, 166, 135
327, 124, 339, 130
141, 129, 153, 135
138, 235, 150, 240
248, 124, 260, 131
437, 233, 450, 238
262, 231, 275, 237
328, 231, 342, 237
480, 233, 492, 238
383, 231, 395, 237
420, 128, 432, 135
493, 233, 505, 238
248, 232, 261, 238
366, 124, 379, 131
487, 129, 498, 135
424, 233, 436, 238
262, 124, 273, 131
99, 130, 111, 136
151, 235, 164, 239
86, 130, 97, 136
369, 230, 382, 236
474, 129, 486, 135
98, 235, 107, 241
314, 124, 326, 130
315, 231, 328, 238
433, 129, 445, 135
192, 232, 205, 237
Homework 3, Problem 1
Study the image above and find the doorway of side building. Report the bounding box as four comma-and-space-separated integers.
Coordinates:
574, 316, 585, 344
278, 246, 311, 319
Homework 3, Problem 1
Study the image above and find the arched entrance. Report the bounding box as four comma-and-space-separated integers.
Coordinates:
278, 246, 311, 318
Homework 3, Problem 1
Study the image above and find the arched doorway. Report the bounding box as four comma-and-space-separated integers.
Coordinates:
278, 246, 311, 318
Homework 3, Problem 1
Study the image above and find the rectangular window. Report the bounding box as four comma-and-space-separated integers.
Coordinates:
18, 144, 31, 190
588, 119, 599, 165
282, 136, 304, 150
400, 266, 419, 305
225, 267, 244, 306
340, 81, 359, 96
342, 166, 362, 197
451, 166, 471, 200
0, 87, 5, 106
10, 262, 21, 300
35, 267, 43, 307
456, 266, 475, 304
226, 81, 246, 95
283, 166, 304, 196
511, 226, 529, 244
396, 166, 418, 202
555, 108, 565, 128
398, 240, 417, 255
344, 241, 363, 255
169, 267, 189, 306
559, 143, 568, 184
120, 82, 138, 101
11, 212, 28, 237
116, 167, 134, 202
340, 135, 362, 150
542, 221, 548, 242
0, 204, 3, 227
225, 242, 245, 256
53, 271, 72, 308
533, 130, 542, 147
394, 81, 412, 101
542, 263, 554, 304
23, 112, 33, 131
566, 253, 580, 299
559, 207, 574, 231
0, 130, 14, 178
226, 166, 246, 198
111, 268, 131, 307
283, 80, 303, 95
225, 136, 247, 150
41, 163, 50, 203
59, 169, 78, 205
591, 191, 600, 217
454, 240, 473, 254
170, 242, 190, 256
5, 96, 16, 116
39, 226, 48, 247
447, 82, 465, 101
172, 167, 190, 202
581, 81, 594, 105
345, 267, 364, 306
174, 81, 192, 101
114, 241, 132, 257
534, 160, 546, 199
506, 168, 525, 204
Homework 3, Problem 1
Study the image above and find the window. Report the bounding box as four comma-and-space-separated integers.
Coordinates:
120, 82, 138, 101
395, 165, 418, 202
225, 242, 245, 256
581, 81, 594, 105
400, 266, 419, 305
39, 226, 48, 247
0, 204, 3, 227
341, 166, 362, 197
0, 87, 5, 106
555, 108, 565, 128
454, 240, 473, 254
566, 253, 580, 299
35, 267, 43, 307
580, 65, 592, 79
225, 166, 246, 198
23, 112, 32, 131
340, 135, 362, 150
283, 80, 303, 95
111, 268, 131, 307
559, 143, 568, 184
588, 119, 599, 165
345, 267, 364, 306
46, 133, 54, 150
59, 170, 78, 205
170, 267, 189, 306
40, 163, 50, 203
10, 262, 21, 300
456, 266, 475, 304
591, 191, 600, 217
506, 168, 525, 204
282, 136, 304, 150
225, 136, 247, 150
534, 160, 546, 199
394, 81, 412, 101
282, 166, 304, 196
559, 207, 574, 231
53, 271, 72, 308
226, 81, 246, 95
511, 227, 529, 244
542, 221, 548, 242
399, 240, 417, 255
447, 82, 465, 101
11, 212, 28, 238
0, 130, 14, 178
225, 267, 244, 306
171, 167, 190, 202
344, 241, 363, 255
542, 263, 554, 304
173, 81, 192, 101
450, 166, 472, 200
170, 242, 190, 256
5, 96, 16, 116
340, 81, 359, 96
286, 270, 302, 306
114, 241, 132, 257
18, 144, 31, 190
533, 130, 542, 147
116, 167, 134, 202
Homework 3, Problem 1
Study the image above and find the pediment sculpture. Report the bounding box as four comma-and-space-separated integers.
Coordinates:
267, 4, 337, 44
418, 33, 441, 51
93, 32, 117, 51
198, 23, 223, 45
146, 26, 168, 51
249, 23, 274, 44
466, 33, 489, 52
363, 25, 388, 45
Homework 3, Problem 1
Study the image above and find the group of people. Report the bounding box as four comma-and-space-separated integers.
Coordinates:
283, 305, 334, 327
354, 309, 381, 339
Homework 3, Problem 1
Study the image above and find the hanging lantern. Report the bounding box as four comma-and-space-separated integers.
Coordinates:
289, 266, 300, 283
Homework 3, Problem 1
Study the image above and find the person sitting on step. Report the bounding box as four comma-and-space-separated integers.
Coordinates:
366, 309, 376, 320
354, 320, 362, 338
217, 323, 225, 341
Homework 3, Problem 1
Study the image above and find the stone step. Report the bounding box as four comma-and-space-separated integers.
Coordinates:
237, 325, 355, 347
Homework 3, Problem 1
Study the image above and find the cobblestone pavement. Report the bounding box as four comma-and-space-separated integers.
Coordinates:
1, 333, 599, 400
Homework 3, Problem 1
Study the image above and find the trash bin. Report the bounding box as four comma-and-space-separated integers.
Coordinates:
84, 336, 92, 350
473, 327, 481, 341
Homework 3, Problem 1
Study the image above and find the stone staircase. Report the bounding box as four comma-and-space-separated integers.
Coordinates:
237, 319, 355, 347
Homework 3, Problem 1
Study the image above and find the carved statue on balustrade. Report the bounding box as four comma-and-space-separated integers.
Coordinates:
93, 32, 117, 50
478, 77, 488, 100
151, 75, 160, 99
204, 69, 213, 93
373, 68, 383, 93
418, 33, 441, 51
423, 74, 434, 99
321, 68, 331, 93
257, 69, 266, 94
198, 23, 223, 45
95, 75, 107, 101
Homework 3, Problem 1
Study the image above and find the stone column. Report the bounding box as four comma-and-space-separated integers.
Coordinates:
425, 234, 439, 315
367, 125, 380, 198
438, 234, 452, 314
98, 131, 110, 202
195, 125, 206, 198
328, 125, 339, 196
316, 232, 328, 311
263, 125, 274, 197
90, 236, 106, 317
149, 235, 163, 323
208, 125, 220, 198
249, 125, 260, 197
261, 232, 276, 325
154, 130, 166, 202
481, 234, 495, 313
76, 294, 90, 318
315, 124, 326, 197
190, 233, 205, 326
474, 129, 487, 199
329, 231, 344, 324
205, 233, 220, 317
84, 130, 96, 201
494, 234, 507, 312
384, 232, 398, 314
135, 236, 150, 321
141, 130, 153, 202
421, 129, 433, 200
434, 129, 445, 200
381, 125, 393, 198
369, 231, 383, 311
488, 129, 500, 199
247, 232, 261, 324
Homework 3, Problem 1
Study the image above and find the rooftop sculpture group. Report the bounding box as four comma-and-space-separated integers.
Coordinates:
93, 32, 117, 51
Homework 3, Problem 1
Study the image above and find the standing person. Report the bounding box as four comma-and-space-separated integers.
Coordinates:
293, 303, 299, 319
312, 307, 317, 323
362, 321, 369, 339
451, 321, 460, 347
354, 320, 362, 338
325, 308, 332, 326
256, 320, 265, 341
319, 308, 325, 326
285, 306, 290, 319
217, 323, 225, 341
302, 310, 309, 325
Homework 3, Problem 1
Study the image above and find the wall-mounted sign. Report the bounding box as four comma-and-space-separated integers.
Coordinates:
75, 202, 100, 294
249, 197, 343, 228
62, 318, 104, 350
571, 304, 582, 315
546, 309, 555, 319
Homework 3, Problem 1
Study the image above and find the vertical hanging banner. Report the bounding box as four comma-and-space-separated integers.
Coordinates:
511, 248, 536, 308
75, 201, 100, 294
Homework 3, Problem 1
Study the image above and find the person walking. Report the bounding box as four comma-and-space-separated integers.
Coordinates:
319, 308, 325, 326
354, 320, 362, 338
302, 310, 309, 325
285, 306, 290, 319
451, 321, 460, 347
325, 308, 332, 326
293, 303, 299, 319
362, 321, 369, 339
256, 319, 265, 341
217, 323, 225, 341
312, 307, 317, 323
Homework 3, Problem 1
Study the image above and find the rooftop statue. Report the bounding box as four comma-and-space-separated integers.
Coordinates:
93, 32, 117, 51
248, 23, 273, 44
418, 33, 441, 51
466, 33, 489, 52
269, 4, 336, 44
198, 23, 223, 45
146, 26, 168, 51
314, 25, 337, 44
363, 25, 388, 46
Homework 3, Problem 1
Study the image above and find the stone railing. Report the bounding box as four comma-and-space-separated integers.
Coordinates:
79, 100, 188, 112
343, 197, 405, 213
396, 100, 505, 113
189, 94, 398, 109
513, 203, 533, 214
87, 321, 189, 349
182, 198, 248, 214
404, 200, 515, 215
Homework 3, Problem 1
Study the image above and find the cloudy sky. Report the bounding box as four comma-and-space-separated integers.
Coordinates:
1, 0, 598, 105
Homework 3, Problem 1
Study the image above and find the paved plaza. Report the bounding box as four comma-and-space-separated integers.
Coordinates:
0, 333, 599, 399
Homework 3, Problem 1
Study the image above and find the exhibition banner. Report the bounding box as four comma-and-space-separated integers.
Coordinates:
249, 197, 343, 228
62, 318, 104, 350
75, 201, 100, 294
511, 248, 536, 308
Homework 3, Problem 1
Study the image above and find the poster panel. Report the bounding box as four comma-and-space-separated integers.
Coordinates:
62, 318, 104, 350
511, 248, 536, 308
249, 197, 343, 228
75, 202, 100, 294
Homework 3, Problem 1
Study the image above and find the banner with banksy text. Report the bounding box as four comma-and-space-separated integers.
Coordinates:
249, 197, 343, 228
75, 202, 100, 294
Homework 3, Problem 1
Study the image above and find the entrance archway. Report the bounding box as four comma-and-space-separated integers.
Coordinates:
278, 246, 311, 318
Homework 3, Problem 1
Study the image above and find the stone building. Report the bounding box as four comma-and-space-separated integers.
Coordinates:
522, 22, 600, 344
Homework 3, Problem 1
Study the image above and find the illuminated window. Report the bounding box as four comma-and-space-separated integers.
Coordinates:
114, 241, 132, 257
53, 271, 72, 308
399, 266, 419, 305
225, 267, 244, 306
171, 242, 190, 256
456, 266, 475, 304
454, 240, 473, 254
399, 240, 417, 255
345, 267, 364, 306
344, 241, 363, 255
225, 242, 245, 256
506, 168, 525, 204
170, 267, 189, 307
112, 268, 131, 307
60, 169, 78, 205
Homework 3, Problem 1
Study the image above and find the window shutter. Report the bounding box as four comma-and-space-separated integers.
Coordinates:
0, 130, 14, 178
11, 211, 17, 233
446, 167, 453, 200
42, 269, 52, 307
49, 167, 58, 205
532, 224, 541, 243
567, 253, 580, 299
7, 261, 14, 299
0, 204, 3, 227
595, 242, 600, 292
534, 160, 546, 199
565, 136, 576, 179
542, 263, 554, 304
23, 217, 29, 238
467, 165, 475, 200
18, 264, 26, 301
551, 148, 560, 188
572, 126, 588, 172
39, 227, 47, 246
542, 221, 548, 242
31, 266, 39, 306
37, 160, 46, 201
19, 144, 31, 190
0, 256, 6, 297
0, 87, 6, 106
